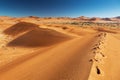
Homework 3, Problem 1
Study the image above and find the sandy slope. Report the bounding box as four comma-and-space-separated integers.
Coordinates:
0, 32, 100, 80
88, 33, 120, 80
99, 33, 120, 80
0, 21, 120, 80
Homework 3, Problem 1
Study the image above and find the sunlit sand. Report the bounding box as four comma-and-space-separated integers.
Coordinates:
0, 16, 120, 80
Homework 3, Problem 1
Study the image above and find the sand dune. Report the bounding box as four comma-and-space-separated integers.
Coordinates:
0, 17, 120, 80
0, 32, 100, 80
4, 22, 72, 47
7, 28, 72, 47
3, 22, 39, 36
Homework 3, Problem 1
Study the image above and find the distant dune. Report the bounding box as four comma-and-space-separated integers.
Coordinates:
0, 16, 120, 80
3, 22, 39, 36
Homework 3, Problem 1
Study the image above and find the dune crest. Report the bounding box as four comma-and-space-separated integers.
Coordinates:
3, 22, 39, 36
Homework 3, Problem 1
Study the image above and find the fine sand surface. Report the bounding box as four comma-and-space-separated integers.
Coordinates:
0, 20, 120, 80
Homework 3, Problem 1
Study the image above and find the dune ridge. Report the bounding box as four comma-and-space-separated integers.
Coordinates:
88, 32, 120, 80
3, 22, 39, 36
88, 32, 107, 80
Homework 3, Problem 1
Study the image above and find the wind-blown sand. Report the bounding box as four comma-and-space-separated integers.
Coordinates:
0, 17, 120, 80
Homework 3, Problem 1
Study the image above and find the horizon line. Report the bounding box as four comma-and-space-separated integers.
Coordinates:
0, 15, 120, 18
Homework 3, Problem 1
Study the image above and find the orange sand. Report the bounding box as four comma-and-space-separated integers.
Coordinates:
0, 17, 120, 80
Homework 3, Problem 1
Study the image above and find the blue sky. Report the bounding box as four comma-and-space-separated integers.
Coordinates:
0, 0, 120, 17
